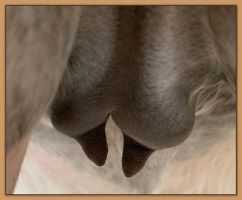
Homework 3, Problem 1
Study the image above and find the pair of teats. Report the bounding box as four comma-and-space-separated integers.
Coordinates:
49, 6, 235, 177
75, 119, 154, 177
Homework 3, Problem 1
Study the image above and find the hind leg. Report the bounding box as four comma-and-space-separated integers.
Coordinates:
6, 6, 81, 193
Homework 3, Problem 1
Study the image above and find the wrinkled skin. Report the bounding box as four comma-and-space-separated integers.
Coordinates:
6, 6, 236, 193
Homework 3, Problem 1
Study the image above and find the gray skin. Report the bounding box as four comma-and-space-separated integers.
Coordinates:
50, 6, 236, 177
6, 6, 236, 180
